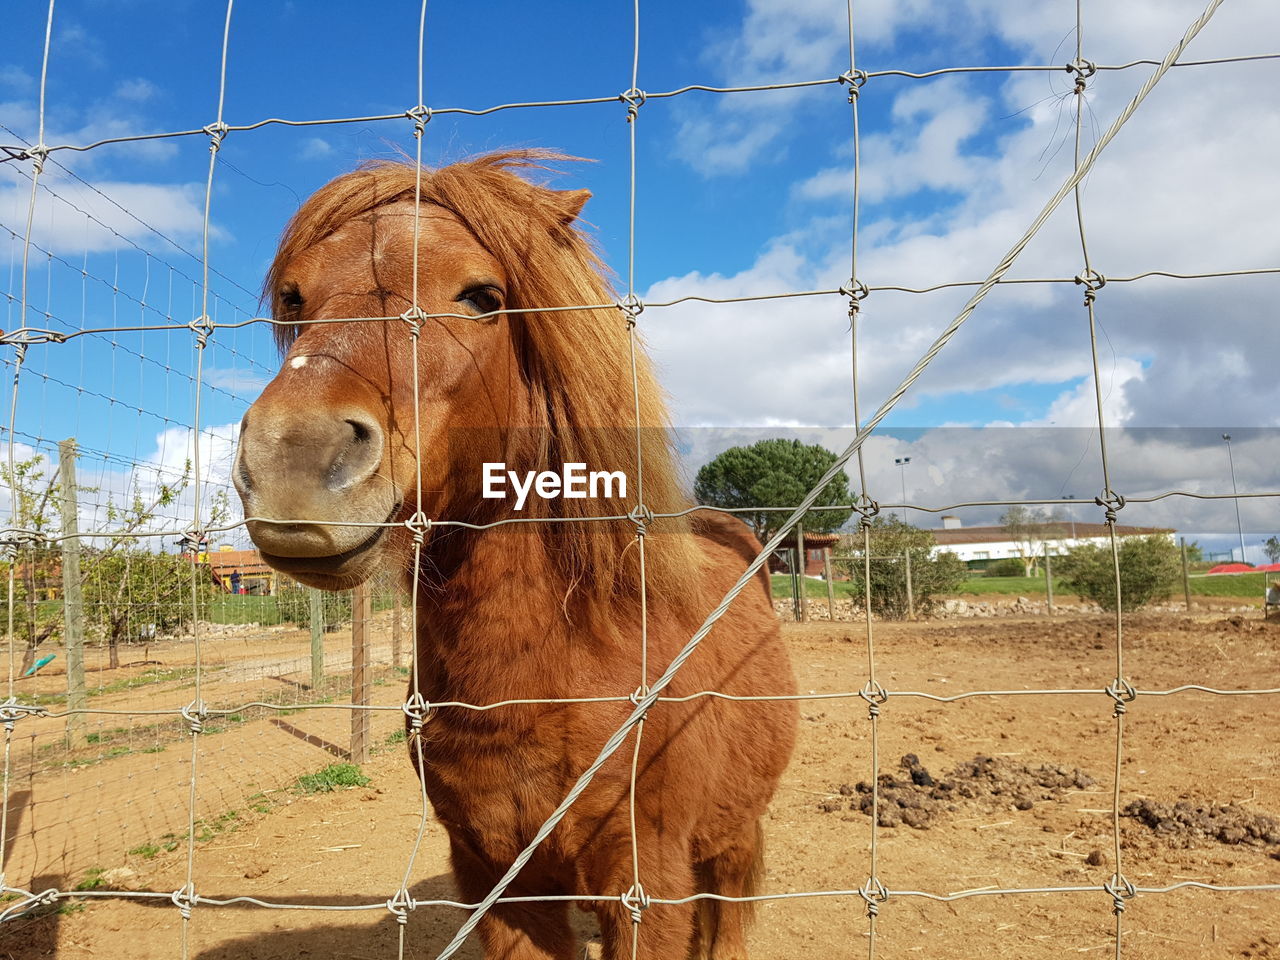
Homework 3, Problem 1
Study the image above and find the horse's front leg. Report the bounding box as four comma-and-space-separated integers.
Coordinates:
585, 835, 698, 960
447, 832, 576, 960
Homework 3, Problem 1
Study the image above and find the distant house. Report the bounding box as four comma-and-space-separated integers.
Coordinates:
205, 547, 278, 595
769, 530, 841, 576
930, 515, 1175, 570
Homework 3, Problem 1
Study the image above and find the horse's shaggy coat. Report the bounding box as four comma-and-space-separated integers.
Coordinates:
236, 152, 797, 959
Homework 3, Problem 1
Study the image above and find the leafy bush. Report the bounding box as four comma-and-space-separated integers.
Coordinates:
1055, 534, 1181, 612
985, 558, 1027, 578
840, 517, 967, 619
275, 578, 352, 629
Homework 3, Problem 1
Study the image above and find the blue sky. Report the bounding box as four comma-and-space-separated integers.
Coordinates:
3, 0, 1279, 558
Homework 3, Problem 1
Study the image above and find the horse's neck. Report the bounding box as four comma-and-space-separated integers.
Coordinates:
410, 530, 596, 706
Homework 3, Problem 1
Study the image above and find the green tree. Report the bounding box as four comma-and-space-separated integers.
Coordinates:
2, 455, 65, 674
840, 517, 967, 619
1265, 537, 1280, 564
81, 550, 215, 666
3, 451, 219, 671
694, 439, 853, 543
1055, 534, 1182, 612
1184, 540, 1205, 563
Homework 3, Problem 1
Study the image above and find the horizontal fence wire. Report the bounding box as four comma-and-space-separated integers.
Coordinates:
2, 0, 1277, 958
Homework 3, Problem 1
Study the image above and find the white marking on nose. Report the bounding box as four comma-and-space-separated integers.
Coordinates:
290, 356, 308, 369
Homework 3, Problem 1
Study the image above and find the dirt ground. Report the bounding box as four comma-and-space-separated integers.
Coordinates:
2, 608, 1279, 959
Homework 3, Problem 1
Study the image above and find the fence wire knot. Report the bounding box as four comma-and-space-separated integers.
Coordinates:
0, 528, 51, 552
386, 887, 415, 925
20, 142, 49, 173
406, 104, 432, 135
1074, 268, 1106, 304
838, 69, 869, 102
402, 691, 432, 734
859, 680, 889, 718
405, 511, 432, 545
620, 883, 651, 924
0, 886, 58, 922
858, 876, 889, 917
619, 88, 647, 121
1, 698, 48, 730
171, 883, 197, 920
188, 313, 215, 347
1093, 489, 1125, 523
181, 699, 208, 735
618, 294, 645, 327
628, 684, 652, 708
0, 327, 67, 346
841, 280, 870, 318
627, 503, 654, 537
1105, 678, 1137, 716
1067, 57, 1098, 92
399, 305, 427, 332
852, 495, 880, 530
202, 121, 229, 151
1104, 875, 1136, 914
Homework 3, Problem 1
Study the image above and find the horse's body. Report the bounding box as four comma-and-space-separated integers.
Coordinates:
234, 152, 797, 959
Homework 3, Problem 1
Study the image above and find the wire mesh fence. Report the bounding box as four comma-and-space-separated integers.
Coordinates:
2, 0, 1279, 958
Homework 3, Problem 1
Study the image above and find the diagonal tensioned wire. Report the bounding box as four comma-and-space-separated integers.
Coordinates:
432, 4, 1228, 956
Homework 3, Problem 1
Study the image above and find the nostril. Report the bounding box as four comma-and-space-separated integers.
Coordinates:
327, 417, 383, 491
347, 418, 371, 445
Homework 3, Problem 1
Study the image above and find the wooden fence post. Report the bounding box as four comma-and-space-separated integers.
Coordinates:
1181, 537, 1192, 612
309, 588, 324, 691
903, 550, 915, 620
58, 439, 85, 746
391, 590, 403, 668
1045, 551, 1054, 617
350, 583, 372, 764
823, 548, 836, 621
796, 520, 808, 623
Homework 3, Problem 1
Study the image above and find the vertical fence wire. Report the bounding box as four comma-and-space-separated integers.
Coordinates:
394, 2, 436, 953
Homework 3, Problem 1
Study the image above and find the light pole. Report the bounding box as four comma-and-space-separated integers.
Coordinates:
1223, 434, 1246, 563
895, 457, 911, 522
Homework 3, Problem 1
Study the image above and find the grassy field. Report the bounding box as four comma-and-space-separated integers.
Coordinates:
204, 594, 285, 625
771, 572, 1268, 601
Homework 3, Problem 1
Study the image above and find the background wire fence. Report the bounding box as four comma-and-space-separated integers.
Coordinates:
2, 1, 1279, 958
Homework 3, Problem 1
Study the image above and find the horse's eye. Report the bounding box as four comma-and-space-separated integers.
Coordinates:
456, 285, 504, 317
278, 283, 304, 312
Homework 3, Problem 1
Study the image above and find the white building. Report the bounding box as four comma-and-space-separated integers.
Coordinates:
930, 515, 1175, 568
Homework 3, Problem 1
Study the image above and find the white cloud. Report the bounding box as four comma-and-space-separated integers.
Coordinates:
299, 136, 333, 160
646, 0, 1280, 441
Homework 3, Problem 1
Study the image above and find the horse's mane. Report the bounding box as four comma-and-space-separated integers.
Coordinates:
265, 151, 708, 619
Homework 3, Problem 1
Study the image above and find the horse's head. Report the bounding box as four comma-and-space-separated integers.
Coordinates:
233, 153, 591, 589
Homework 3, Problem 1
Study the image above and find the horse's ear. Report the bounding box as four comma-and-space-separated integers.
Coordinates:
551, 188, 591, 225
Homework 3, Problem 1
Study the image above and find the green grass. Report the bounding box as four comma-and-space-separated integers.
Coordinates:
1189, 571, 1268, 598
73, 868, 106, 892
204, 594, 283, 626
294, 763, 370, 794
769, 575, 859, 600
957, 576, 1058, 596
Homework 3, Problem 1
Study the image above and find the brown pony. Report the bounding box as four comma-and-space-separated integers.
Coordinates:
233, 151, 797, 960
